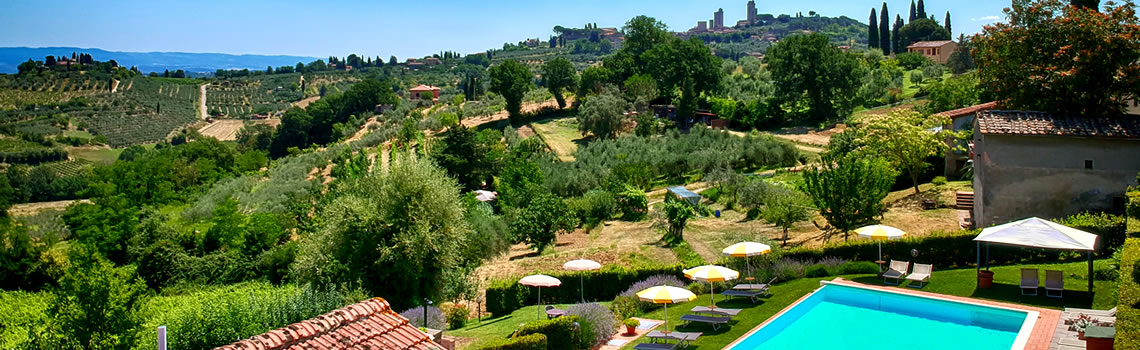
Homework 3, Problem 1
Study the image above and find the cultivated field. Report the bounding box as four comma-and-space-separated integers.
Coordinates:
197, 119, 244, 141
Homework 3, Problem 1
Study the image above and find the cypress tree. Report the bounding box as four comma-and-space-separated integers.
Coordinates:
893, 15, 904, 54
917, 0, 927, 19
868, 9, 879, 49
880, 3, 891, 55
909, 0, 917, 21
945, 12, 952, 34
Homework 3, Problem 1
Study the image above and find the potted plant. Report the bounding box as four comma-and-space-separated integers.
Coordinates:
1069, 314, 1098, 339
623, 318, 640, 335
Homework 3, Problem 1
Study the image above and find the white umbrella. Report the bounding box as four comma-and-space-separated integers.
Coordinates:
636, 286, 697, 333
519, 274, 562, 320
855, 225, 908, 263
683, 265, 740, 306
563, 259, 602, 302
721, 242, 772, 280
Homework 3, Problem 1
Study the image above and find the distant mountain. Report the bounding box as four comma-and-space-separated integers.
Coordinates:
0, 47, 320, 74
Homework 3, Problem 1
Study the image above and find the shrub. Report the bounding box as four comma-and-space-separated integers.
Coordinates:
1093, 266, 1119, 281
440, 302, 470, 330
623, 318, 640, 328
486, 265, 684, 316
567, 303, 616, 347
805, 264, 831, 278
517, 316, 581, 350
772, 259, 808, 282
818, 257, 847, 274
609, 296, 642, 320
686, 282, 706, 295
837, 261, 882, 275
1116, 239, 1140, 349
400, 305, 445, 330
1055, 212, 1126, 253
615, 185, 649, 221
479, 333, 548, 350
619, 274, 686, 297
931, 176, 947, 186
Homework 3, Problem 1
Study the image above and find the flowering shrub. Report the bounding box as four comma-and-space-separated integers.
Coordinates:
440, 302, 470, 330
399, 305, 445, 330
568, 303, 617, 347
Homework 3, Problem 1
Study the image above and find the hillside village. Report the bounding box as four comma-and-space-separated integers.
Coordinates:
1, 1, 1139, 350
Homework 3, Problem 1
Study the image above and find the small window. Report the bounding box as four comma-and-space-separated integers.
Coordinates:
1084, 160, 1093, 169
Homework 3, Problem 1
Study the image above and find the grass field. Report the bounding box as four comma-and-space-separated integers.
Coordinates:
529, 117, 584, 162
455, 260, 1116, 350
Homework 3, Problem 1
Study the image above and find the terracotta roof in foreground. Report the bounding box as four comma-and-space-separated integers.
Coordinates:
977, 110, 1140, 139
215, 298, 443, 350
933, 101, 998, 119
907, 40, 954, 48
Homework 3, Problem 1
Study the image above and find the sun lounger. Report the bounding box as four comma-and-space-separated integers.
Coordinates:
646, 331, 702, 348
906, 263, 933, 288
721, 289, 765, 303
1045, 270, 1064, 298
883, 260, 909, 285
733, 277, 776, 291
634, 342, 678, 350
1064, 307, 1116, 317
690, 306, 742, 317
1020, 268, 1039, 296
680, 314, 731, 330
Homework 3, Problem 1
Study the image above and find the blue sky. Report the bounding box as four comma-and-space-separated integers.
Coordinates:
0, 0, 1008, 59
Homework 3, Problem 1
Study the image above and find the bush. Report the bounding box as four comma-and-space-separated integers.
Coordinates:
615, 185, 649, 221
772, 258, 807, 282
479, 333, 548, 350
567, 303, 616, 347
486, 265, 684, 316
440, 302, 470, 330
838, 261, 882, 275
1055, 212, 1126, 253
400, 305, 445, 330
609, 296, 642, 320
1093, 266, 1120, 281
931, 176, 947, 186
805, 264, 831, 278
517, 316, 581, 350
1117, 239, 1140, 349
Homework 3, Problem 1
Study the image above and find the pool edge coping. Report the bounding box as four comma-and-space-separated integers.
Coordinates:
721, 278, 1041, 350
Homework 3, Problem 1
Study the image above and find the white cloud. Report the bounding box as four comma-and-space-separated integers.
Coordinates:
971, 15, 1001, 22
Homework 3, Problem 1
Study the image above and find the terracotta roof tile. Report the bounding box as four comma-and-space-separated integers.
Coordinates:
907, 40, 955, 48
215, 298, 443, 350
977, 110, 1140, 139
933, 101, 998, 119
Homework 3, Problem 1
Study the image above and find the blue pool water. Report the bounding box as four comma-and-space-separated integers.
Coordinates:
728, 284, 1031, 350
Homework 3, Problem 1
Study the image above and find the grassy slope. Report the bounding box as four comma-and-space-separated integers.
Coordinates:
528, 117, 583, 162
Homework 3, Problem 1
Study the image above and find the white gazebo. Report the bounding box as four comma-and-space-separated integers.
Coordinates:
973, 217, 1099, 292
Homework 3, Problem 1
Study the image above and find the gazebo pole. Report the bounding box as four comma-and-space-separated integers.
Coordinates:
976, 242, 980, 272
1088, 251, 1094, 293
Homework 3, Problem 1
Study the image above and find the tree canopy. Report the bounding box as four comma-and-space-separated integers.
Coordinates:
896, 18, 951, 50
542, 57, 576, 109
855, 109, 950, 194
576, 91, 629, 139
488, 60, 534, 124
802, 155, 896, 241
766, 33, 863, 124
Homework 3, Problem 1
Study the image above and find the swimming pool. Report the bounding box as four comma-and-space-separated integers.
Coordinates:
726, 282, 1038, 350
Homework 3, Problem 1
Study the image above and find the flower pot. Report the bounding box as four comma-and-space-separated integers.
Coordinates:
1077, 331, 1084, 340
977, 270, 994, 289
625, 325, 637, 335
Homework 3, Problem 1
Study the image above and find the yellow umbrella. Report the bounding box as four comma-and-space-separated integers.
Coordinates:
721, 242, 772, 280
636, 286, 696, 333
519, 275, 562, 320
683, 265, 740, 306
563, 259, 602, 302
854, 225, 908, 263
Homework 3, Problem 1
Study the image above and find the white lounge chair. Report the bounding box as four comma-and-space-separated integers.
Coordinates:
679, 314, 731, 330
1045, 270, 1064, 298
883, 260, 909, 285
1020, 268, 1039, 296
906, 263, 932, 288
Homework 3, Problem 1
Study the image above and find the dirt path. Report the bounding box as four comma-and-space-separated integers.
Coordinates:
110, 79, 120, 93
8, 199, 91, 217
460, 97, 571, 129
198, 84, 208, 120
293, 95, 320, 109
346, 116, 381, 143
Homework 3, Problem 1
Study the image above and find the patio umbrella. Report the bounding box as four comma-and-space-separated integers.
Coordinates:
562, 259, 602, 302
519, 274, 562, 320
855, 225, 908, 264
636, 286, 696, 333
721, 242, 771, 280
683, 265, 740, 306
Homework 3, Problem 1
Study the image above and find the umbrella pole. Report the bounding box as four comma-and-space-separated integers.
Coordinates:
537, 288, 542, 320
709, 281, 715, 306
664, 303, 669, 333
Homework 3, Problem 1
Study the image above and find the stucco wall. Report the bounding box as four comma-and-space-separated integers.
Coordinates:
973, 133, 1140, 227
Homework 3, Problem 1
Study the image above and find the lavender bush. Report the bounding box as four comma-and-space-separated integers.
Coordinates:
619, 274, 685, 297
611, 274, 686, 319
399, 306, 444, 330
568, 302, 617, 346
772, 258, 808, 282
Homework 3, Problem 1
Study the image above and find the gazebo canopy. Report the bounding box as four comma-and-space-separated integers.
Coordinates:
973, 217, 1097, 251
667, 186, 702, 206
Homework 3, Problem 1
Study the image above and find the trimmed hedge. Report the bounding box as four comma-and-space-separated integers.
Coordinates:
517, 316, 581, 350
1117, 238, 1140, 350
485, 265, 684, 316
479, 333, 548, 350
1055, 212, 1126, 253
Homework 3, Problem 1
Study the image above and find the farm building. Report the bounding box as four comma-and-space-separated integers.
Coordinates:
409, 85, 441, 103
216, 297, 447, 350
933, 101, 999, 177
667, 186, 702, 206
906, 40, 958, 64
971, 110, 1140, 227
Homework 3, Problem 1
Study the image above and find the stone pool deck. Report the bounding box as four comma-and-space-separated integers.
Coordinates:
828, 278, 1062, 350
598, 317, 661, 350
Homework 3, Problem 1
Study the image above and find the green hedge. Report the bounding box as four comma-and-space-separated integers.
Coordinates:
1118, 238, 1140, 350
517, 316, 581, 350
485, 265, 684, 316
1055, 212, 1127, 252
479, 333, 548, 350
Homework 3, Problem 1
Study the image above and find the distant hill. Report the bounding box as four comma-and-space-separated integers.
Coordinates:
0, 47, 319, 74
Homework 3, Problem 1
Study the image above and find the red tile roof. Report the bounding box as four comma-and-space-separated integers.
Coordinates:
409, 85, 441, 92
977, 110, 1140, 139
933, 101, 999, 119
215, 298, 443, 350
907, 40, 955, 49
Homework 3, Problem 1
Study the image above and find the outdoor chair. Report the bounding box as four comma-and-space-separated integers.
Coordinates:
1020, 268, 1039, 296
733, 277, 777, 292
721, 289, 765, 303
883, 260, 909, 285
906, 263, 933, 288
646, 331, 702, 348
690, 306, 742, 317
1045, 270, 1064, 298
679, 314, 731, 330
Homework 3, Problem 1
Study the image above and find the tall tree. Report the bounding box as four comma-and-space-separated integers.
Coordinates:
541, 57, 576, 109
856, 109, 951, 194
946, 34, 976, 75
897, 18, 952, 50
576, 91, 628, 139
869, 9, 880, 49
893, 15, 905, 54
1072, 0, 1100, 10
802, 155, 896, 242
510, 190, 574, 252
766, 33, 863, 123
910, 0, 918, 21
488, 59, 534, 124
944, 11, 952, 34
644, 37, 722, 121
880, 3, 892, 55
761, 187, 813, 246
917, 0, 927, 19
974, 0, 1140, 117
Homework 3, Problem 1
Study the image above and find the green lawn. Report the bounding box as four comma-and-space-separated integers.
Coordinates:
68, 147, 122, 165
452, 260, 1117, 350
529, 117, 585, 162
